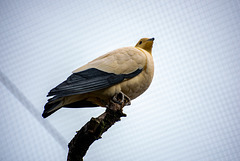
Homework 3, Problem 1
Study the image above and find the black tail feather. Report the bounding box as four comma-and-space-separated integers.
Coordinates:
42, 99, 99, 118
42, 101, 61, 118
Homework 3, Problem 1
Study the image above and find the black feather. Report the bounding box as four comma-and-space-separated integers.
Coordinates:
47, 68, 142, 98
42, 101, 61, 118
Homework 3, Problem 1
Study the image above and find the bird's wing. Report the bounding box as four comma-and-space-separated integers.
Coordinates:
47, 68, 142, 97
47, 47, 146, 98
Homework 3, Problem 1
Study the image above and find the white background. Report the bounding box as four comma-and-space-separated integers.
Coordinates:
1, 0, 240, 160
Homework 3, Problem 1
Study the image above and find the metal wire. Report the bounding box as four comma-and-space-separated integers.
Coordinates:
0, 70, 67, 150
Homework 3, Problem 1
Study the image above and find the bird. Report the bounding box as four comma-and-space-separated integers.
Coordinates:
42, 38, 155, 118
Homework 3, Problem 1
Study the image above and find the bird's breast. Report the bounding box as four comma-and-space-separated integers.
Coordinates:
120, 50, 154, 100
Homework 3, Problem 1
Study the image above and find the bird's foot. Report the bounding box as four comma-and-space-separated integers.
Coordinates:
112, 92, 131, 106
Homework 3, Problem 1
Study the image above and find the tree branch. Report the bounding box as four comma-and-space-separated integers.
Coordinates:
67, 94, 127, 161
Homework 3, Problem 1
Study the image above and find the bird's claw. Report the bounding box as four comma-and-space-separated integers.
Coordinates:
112, 92, 131, 106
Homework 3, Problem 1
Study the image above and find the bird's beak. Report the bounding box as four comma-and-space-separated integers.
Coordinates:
147, 38, 155, 41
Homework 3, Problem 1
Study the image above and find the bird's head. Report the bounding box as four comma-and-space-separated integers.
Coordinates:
135, 38, 154, 54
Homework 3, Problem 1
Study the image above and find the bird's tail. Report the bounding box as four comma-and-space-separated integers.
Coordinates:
42, 100, 62, 118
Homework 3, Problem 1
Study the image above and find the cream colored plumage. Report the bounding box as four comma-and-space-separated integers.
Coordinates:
42, 38, 154, 118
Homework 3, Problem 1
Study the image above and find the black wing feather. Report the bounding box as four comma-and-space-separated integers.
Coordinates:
47, 68, 142, 98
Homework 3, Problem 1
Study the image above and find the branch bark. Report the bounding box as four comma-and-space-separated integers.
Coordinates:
67, 94, 127, 161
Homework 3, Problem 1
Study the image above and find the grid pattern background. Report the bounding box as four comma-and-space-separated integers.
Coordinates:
0, 0, 240, 161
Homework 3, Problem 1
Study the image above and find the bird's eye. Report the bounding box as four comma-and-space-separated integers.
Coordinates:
139, 41, 142, 45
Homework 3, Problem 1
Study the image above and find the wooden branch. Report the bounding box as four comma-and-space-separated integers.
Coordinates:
67, 94, 127, 161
